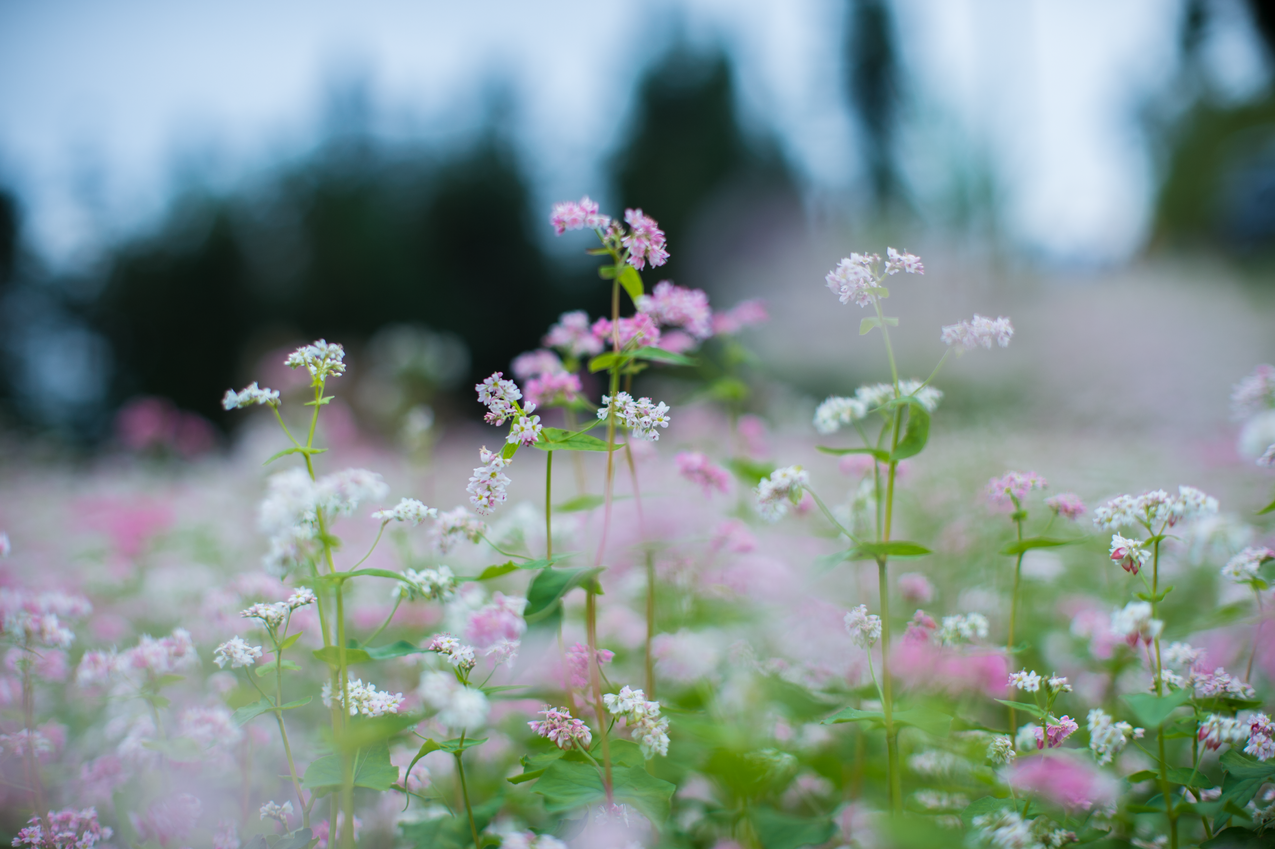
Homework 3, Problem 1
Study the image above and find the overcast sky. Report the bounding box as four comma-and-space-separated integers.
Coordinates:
0, 0, 1268, 269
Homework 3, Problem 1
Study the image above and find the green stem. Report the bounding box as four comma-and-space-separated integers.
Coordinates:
455, 731, 481, 849
880, 401, 904, 815
1150, 536, 1177, 849
349, 522, 388, 570
1007, 516, 1024, 734
645, 551, 656, 698
804, 486, 859, 543
361, 596, 402, 649
545, 450, 553, 560
586, 590, 614, 802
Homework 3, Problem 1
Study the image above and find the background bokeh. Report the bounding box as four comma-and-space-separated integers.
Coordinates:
0, 0, 1273, 450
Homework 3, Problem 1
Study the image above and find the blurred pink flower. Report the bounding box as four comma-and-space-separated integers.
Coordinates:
676, 452, 730, 497
711, 299, 768, 335
897, 573, 934, 604
1007, 752, 1119, 811
466, 593, 527, 650
115, 397, 216, 458
892, 639, 1008, 697
79, 498, 173, 559
736, 414, 769, 458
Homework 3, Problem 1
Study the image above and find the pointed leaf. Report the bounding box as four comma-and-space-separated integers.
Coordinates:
618, 265, 644, 301
847, 541, 931, 560
524, 567, 605, 623
630, 346, 695, 367
278, 632, 303, 651
890, 402, 931, 461
365, 640, 422, 660
999, 537, 1075, 556
816, 446, 890, 461
555, 494, 607, 513
312, 646, 374, 667
1124, 688, 1192, 729
1259, 495, 1275, 515
535, 427, 611, 453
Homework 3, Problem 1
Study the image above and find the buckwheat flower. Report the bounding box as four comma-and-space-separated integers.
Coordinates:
120, 628, 198, 675
322, 678, 403, 717
825, 254, 879, 307
484, 638, 520, 668
524, 371, 582, 407
1199, 713, 1248, 751
1009, 669, 1042, 692
898, 573, 934, 604
550, 196, 611, 235
285, 339, 346, 379
76, 650, 120, 687
529, 706, 593, 750
1045, 493, 1086, 520
1047, 675, 1073, 694
259, 801, 293, 825
508, 413, 544, 447
1110, 601, 1162, 647
372, 498, 437, 526
1193, 667, 1256, 699
1172, 485, 1218, 525
755, 465, 809, 521
1086, 708, 1143, 765
844, 605, 882, 649
621, 208, 669, 270
543, 310, 605, 358
565, 642, 614, 690
986, 471, 1047, 507
884, 247, 924, 275
432, 507, 485, 553
222, 382, 280, 411
512, 349, 565, 381
1164, 642, 1202, 670
711, 298, 768, 335
969, 812, 1034, 849
635, 281, 713, 339
1036, 716, 1078, 749
598, 392, 672, 440
465, 593, 527, 649
317, 468, 389, 518
287, 587, 316, 609
426, 633, 477, 671
214, 637, 262, 669
1109, 534, 1149, 574
418, 671, 489, 729
13, 807, 112, 849
936, 613, 989, 646
0, 729, 52, 759
476, 371, 523, 426
1247, 714, 1275, 761
1222, 546, 1275, 584
1260, 443, 1275, 467
987, 735, 1016, 765
1093, 493, 1139, 530
675, 452, 730, 497
940, 314, 1014, 351
394, 566, 457, 602
813, 396, 868, 435
604, 685, 670, 758
1232, 364, 1275, 420
241, 602, 290, 629
467, 447, 512, 515
591, 313, 662, 350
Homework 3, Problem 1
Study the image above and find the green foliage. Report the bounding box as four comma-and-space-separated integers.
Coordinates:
1123, 689, 1192, 729
364, 640, 423, 659
302, 741, 398, 795
750, 808, 836, 849
889, 401, 930, 460
535, 427, 611, 452
846, 540, 931, 560
311, 646, 374, 666
999, 537, 1074, 556
399, 797, 504, 849
524, 566, 605, 623
531, 760, 676, 823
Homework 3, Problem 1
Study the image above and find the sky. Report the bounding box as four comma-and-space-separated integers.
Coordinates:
0, 0, 1269, 270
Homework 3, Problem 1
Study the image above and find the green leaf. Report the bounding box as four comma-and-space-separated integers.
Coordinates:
1124, 688, 1192, 729
893, 706, 953, 737
255, 659, 302, 677
816, 446, 890, 461
333, 714, 419, 752
1166, 766, 1216, 788
858, 316, 899, 335
480, 685, 528, 697
630, 345, 695, 367
311, 646, 374, 667
588, 353, 626, 373
278, 632, 303, 651
535, 427, 612, 453
523, 567, 605, 623
532, 761, 674, 823
365, 640, 422, 660
272, 830, 314, 849
1126, 769, 1158, 783
232, 697, 275, 726
1258, 495, 1275, 515
999, 537, 1074, 556
727, 457, 776, 486
847, 540, 932, 560
263, 447, 303, 466
751, 808, 835, 849
618, 265, 644, 301
822, 706, 886, 726
611, 764, 676, 823
474, 562, 518, 581
399, 797, 503, 849
890, 402, 931, 460
994, 699, 1046, 719
555, 494, 607, 512
301, 741, 398, 794
1201, 827, 1274, 848
279, 696, 312, 711
404, 739, 442, 793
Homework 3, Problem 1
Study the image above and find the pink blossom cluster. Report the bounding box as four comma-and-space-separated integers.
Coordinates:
466, 593, 527, 649
986, 470, 1047, 507
131, 793, 202, 848
1045, 492, 1086, 520
1193, 667, 1256, 700
1199, 714, 1248, 751
675, 451, 730, 497
427, 634, 477, 671
550, 196, 611, 236
904, 609, 939, 643
511, 349, 564, 381
597, 392, 671, 441
467, 447, 512, 515
528, 706, 593, 750
591, 313, 661, 350
1035, 716, 1079, 749
940, 314, 1014, 351
636, 281, 713, 339
1247, 714, 1275, 761
543, 311, 604, 358
621, 208, 669, 270
476, 372, 523, 426
524, 371, 582, 408
884, 247, 924, 275
13, 807, 112, 849
565, 642, 614, 690
824, 254, 879, 307
77, 628, 197, 685
1231, 364, 1275, 419
0, 589, 91, 650
711, 299, 768, 335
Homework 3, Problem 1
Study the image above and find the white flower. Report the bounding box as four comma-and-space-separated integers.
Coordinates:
935, 613, 989, 646
1008, 669, 1041, 693
287, 587, 316, 609
1199, 713, 1249, 751
1046, 675, 1072, 694
825, 254, 879, 307
813, 397, 868, 435
371, 498, 438, 526
426, 634, 477, 670
844, 605, 882, 649
240, 602, 290, 629
285, 339, 346, 379
321, 678, 404, 717
395, 567, 457, 602
598, 393, 672, 441
755, 466, 809, 521
222, 381, 281, 411
467, 447, 512, 516
418, 671, 489, 729
884, 247, 924, 275
432, 507, 486, 553
940, 314, 1013, 352
1087, 708, 1143, 765
986, 735, 1016, 765
604, 685, 670, 758
507, 414, 544, 447
259, 801, 293, 824
1222, 547, 1274, 584
214, 637, 262, 669
317, 468, 389, 517
1110, 601, 1163, 647
1164, 641, 1202, 670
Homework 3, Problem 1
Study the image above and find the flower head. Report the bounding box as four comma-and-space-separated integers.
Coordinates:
636, 281, 713, 339
675, 452, 730, 497
986, 471, 1047, 507
395, 566, 456, 602
467, 447, 512, 515
1035, 716, 1079, 750
564, 642, 614, 690
213, 637, 262, 669
529, 706, 593, 750
476, 372, 522, 426
1222, 547, 1275, 584
524, 371, 582, 408
1247, 714, 1275, 761
418, 671, 489, 729
986, 735, 1016, 766
1008, 669, 1042, 693
604, 685, 670, 758
935, 613, 989, 646
597, 392, 670, 441
621, 208, 669, 270
825, 254, 879, 307
1109, 534, 1150, 575
432, 508, 485, 553
507, 414, 544, 447
543, 310, 605, 358
285, 340, 346, 379
1087, 708, 1143, 765
884, 247, 924, 275
321, 678, 404, 717
1110, 601, 1162, 647
755, 465, 809, 521
1199, 713, 1248, 751
222, 382, 280, 411
940, 314, 1014, 352
426, 634, 477, 671
550, 196, 611, 235
591, 313, 661, 350
371, 498, 437, 526
1045, 493, 1086, 520
844, 605, 883, 649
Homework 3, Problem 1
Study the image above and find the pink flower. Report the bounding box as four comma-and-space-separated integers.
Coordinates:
130, 793, 201, 848
511, 349, 565, 381
80, 499, 174, 559
710, 520, 756, 554
14, 807, 112, 849
550, 196, 611, 235
528, 705, 593, 750
621, 208, 669, 270
1247, 713, 1275, 761
891, 639, 1009, 697
1046, 493, 1086, 520
986, 471, 1047, 508
524, 372, 582, 408
711, 299, 768, 335
884, 247, 924, 275
564, 642, 614, 690
904, 610, 937, 643
825, 254, 879, 307
636, 281, 713, 339
1007, 753, 1119, 811
465, 593, 526, 649
676, 452, 730, 497
591, 314, 661, 350
1036, 716, 1079, 749
657, 330, 698, 354
897, 573, 934, 604
543, 310, 605, 358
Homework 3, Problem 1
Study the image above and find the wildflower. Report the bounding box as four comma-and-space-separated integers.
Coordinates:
543, 310, 605, 358
476, 371, 522, 426
564, 642, 614, 690
179, 706, 241, 750
528, 706, 593, 750
591, 313, 662, 350
1193, 667, 1256, 699
755, 465, 809, 521
1009, 669, 1042, 693
1199, 713, 1248, 751
285, 339, 346, 379
935, 613, 989, 646
1045, 493, 1086, 520
321, 678, 404, 717
844, 605, 883, 649
222, 382, 280, 410
287, 587, 316, 609
597, 392, 671, 441
317, 468, 389, 518
904, 609, 938, 642
1110, 601, 1162, 647
116, 628, 198, 675
824, 254, 879, 307
1094, 487, 1217, 531
884, 247, 924, 275
1164, 642, 1202, 670
371, 498, 437, 526
635, 281, 713, 339
524, 371, 582, 407
1231, 364, 1275, 419
259, 801, 293, 825
241, 602, 290, 629
1221, 547, 1274, 584
511, 349, 565, 380
813, 396, 868, 435
1036, 716, 1078, 749
13, 808, 112, 849
426, 634, 477, 671
213, 637, 263, 669
1247, 714, 1275, 761
711, 299, 768, 335
467, 447, 512, 515
465, 593, 527, 649
969, 812, 1036, 849
675, 452, 730, 497
1109, 534, 1150, 574
395, 566, 457, 602
604, 685, 670, 758
1046, 675, 1073, 694
940, 314, 1014, 351
418, 671, 489, 729
1087, 708, 1143, 765
507, 413, 544, 447
986, 471, 1047, 507
550, 196, 611, 235
432, 507, 485, 553
258, 468, 321, 575
987, 735, 1016, 765
621, 208, 669, 270
485, 639, 520, 668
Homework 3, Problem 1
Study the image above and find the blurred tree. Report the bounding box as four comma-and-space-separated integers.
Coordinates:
0, 189, 17, 290
846, 0, 903, 208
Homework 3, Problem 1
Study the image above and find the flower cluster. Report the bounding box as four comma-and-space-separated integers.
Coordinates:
1248, 714, 1275, 761
549, 196, 611, 235
466, 593, 527, 649
1109, 534, 1150, 575
825, 253, 881, 307
987, 735, 1016, 765
1034, 716, 1079, 750
372, 498, 437, 526
844, 605, 883, 648
591, 313, 661, 350
986, 471, 1047, 507
525, 371, 582, 408
1045, 492, 1086, 520
528, 706, 593, 750
221, 381, 280, 410
1110, 601, 1163, 647
476, 372, 523, 426
1009, 669, 1042, 692
604, 685, 671, 759
1087, 708, 1144, 765
258, 467, 389, 575
1221, 546, 1274, 584
675, 451, 730, 497
432, 507, 485, 553
597, 392, 671, 441
285, 339, 346, 379
1199, 713, 1249, 751
0, 589, 91, 650
213, 637, 263, 669
13, 807, 112, 849
426, 634, 477, 671
935, 613, 989, 646
321, 678, 404, 717
755, 466, 809, 521
620, 208, 669, 270
636, 281, 713, 339
813, 380, 943, 435
1231, 364, 1275, 419
543, 310, 604, 358
940, 315, 1014, 351
259, 801, 293, 825
418, 671, 489, 729
884, 247, 924, 275
1093, 486, 1218, 531
76, 628, 197, 686
564, 642, 614, 690
395, 566, 457, 602
467, 447, 512, 515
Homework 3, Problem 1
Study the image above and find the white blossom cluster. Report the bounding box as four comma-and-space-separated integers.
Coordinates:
755, 466, 809, 521
1222, 546, 1275, 585
321, 678, 404, 717
418, 670, 489, 729
258, 467, 389, 575
259, 801, 293, 824
0, 589, 91, 650
1087, 708, 1143, 765
940, 315, 1014, 352
986, 735, 1016, 765
394, 567, 457, 602
813, 380, 943, 435
427, 634, 477, 670
476, 372, 523, 426
213, 636, 263, 669
1008, 669, 1042, 693
604, 685, 671, 759
372, 498, 437, 526
240, 587, 315, 630
1110, 601, 1163, 647
597, 392, 671, 441
285, 339, 346, 379
222, 381, 280, 410
844, 605, 882, 649
935, 613, 989, 646
1093, 486, 1218, 531
1199, 713, 1249, 751
824, 253, 880, 307
432, 507, 486, 553
467, 447, 513, 516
